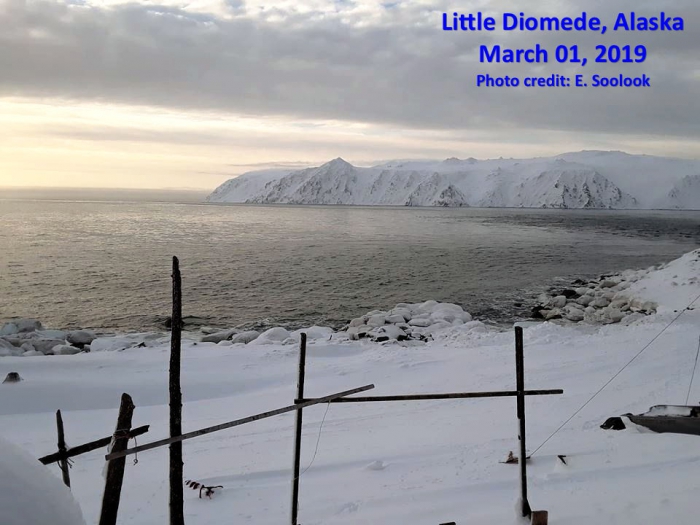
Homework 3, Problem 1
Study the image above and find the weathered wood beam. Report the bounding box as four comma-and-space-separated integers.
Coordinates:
298, 389, 562, 404
39, 426, 150, 465
106, 384, 375, 461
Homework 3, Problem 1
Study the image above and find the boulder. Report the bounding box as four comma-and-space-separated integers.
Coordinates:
0, 342, 21, 357
600, 280, 618, 288
367, 315, 387, 328
37, 330, 68, 340
250, 327, 291, 345
20, 342, 36, 354
408, 318, 431, 327
201, 329, 238, 343
604, 308, 625, 324
348, 317, 367, 328
52, 344, 82, 356
550, 296, 567, 308
231, 330, 260, 344
0, 323, 19, 336
217, 340, 233, 347
610, 299, 629, 310
564, 306, 584, 322
15, 319, 42, 333
545, 308, 563, 320
371, 325, 406, 341
388, 308, 412, 321
559, 289, 578, 299
591, 297, 610, 308
67, 330, 97, 346
424, 322, 452, 335
30, 339, 67, 355
576, 295, 593, 306
575, 287, 589, 296
385, 314, 407, 324
416, 300, 440, 313
430, 304, 471, 323
346, 327, 360, 341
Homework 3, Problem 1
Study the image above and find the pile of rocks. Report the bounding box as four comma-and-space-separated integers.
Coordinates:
344, 300, 474, 343
532, 275, 657, 325
0, 319, 96, 357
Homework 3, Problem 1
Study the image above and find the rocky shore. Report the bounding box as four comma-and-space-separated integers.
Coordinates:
0, 260, 672, 357
531, 267, 659, 325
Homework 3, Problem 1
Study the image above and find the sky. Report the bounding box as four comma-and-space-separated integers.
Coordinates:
1, 0, 698, 190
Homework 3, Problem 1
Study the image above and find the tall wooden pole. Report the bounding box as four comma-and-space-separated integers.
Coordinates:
55, 410, 71, 488
515, 326, 531, 518
290, 333, 307, 525
99, 393, 135, 525
170, 256, 185, 525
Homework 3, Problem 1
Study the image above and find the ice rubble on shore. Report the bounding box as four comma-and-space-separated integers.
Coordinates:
1, 249, 698, 357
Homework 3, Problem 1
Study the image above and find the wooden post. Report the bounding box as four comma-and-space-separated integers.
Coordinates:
531, 510, 549, 525
515, 326, 531, 518
99, 393, 135, 525
291, 333, 307, 525
55, 410, 71, 488
170, 256, 185, 525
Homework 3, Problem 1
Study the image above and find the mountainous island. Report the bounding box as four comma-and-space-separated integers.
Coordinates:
207, 151, 700, 209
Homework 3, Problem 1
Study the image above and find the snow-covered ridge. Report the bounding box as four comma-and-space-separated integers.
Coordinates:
206, 151, 700, 209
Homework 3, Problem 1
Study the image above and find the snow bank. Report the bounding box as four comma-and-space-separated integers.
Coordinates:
0, 434, 86, 525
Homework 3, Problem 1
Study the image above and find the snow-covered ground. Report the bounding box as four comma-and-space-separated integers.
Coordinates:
207, 151, 700, 209
1, 249, 699, 524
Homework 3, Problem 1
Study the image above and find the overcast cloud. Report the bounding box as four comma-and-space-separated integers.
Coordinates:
2, 0, 699, 138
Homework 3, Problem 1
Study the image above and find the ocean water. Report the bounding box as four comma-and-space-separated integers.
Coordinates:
1, 192, 698, 332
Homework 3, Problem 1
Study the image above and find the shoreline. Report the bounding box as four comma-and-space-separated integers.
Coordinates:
2, 249, 697, 357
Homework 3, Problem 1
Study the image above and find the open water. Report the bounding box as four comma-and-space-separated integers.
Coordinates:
1, 190, 698, 332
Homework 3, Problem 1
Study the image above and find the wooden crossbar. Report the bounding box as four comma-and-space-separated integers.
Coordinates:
298, 389, 562, 404
39, 425, 150, 465
106, 384, 375, 461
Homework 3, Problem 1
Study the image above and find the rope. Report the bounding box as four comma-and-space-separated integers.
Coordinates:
685, 335, 700, 405
531, 291, 700, 457
295, 402, 331, 480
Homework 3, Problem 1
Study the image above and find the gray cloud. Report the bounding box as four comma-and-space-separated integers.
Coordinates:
1, 0, 699, 139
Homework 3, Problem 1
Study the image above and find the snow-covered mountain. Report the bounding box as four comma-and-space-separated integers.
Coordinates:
206, 151, 700, 209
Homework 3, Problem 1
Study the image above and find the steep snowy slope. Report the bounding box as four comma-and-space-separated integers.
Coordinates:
665, 175, 700, 209
207, 152, 700, 209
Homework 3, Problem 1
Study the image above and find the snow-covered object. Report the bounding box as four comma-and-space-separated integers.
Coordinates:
52, 344, 83, 356
90, 333, 166, 352
0, 339, 21, 357
0, 435, 86, 525
345, 301, 472, 342
66, 330, 96, 346
201, 328, 238, 343
231, 330, 261, 344
291, 326, 334, 341
206, 151, 700, 209
250, 327, 291, 345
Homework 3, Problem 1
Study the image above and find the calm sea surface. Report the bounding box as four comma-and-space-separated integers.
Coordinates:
1, 191, 698, 332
